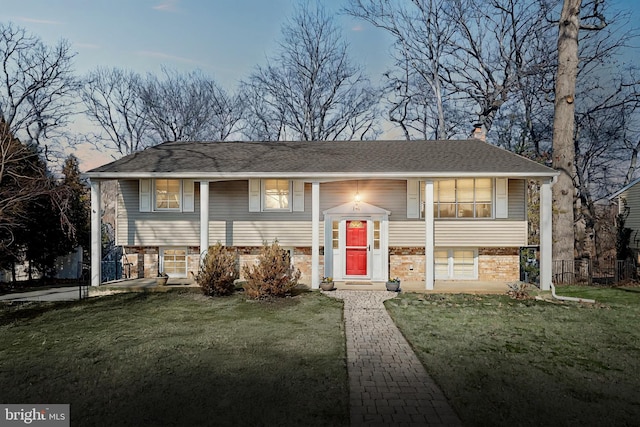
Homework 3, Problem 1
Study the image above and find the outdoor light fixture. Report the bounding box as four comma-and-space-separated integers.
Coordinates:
354, 181, 361, 211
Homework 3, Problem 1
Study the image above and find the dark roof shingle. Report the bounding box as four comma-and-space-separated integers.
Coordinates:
86, 139, 557, 178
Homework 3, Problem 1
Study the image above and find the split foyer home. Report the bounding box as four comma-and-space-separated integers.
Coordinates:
85, 139, 558, 291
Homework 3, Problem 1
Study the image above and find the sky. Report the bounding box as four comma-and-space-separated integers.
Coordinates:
1, 0, 639, 171
0, 0, 392, 91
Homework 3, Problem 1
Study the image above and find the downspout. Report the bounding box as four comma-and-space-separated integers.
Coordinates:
547, 282, 596, 304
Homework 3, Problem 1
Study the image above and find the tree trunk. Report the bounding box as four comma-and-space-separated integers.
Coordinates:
552, 0, 581, 263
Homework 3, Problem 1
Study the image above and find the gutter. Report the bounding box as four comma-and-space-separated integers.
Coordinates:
539, 282, 596, 304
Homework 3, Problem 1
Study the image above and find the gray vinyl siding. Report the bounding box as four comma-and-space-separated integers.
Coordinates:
211, 180, 405, 245
209, 180, 405, 220
320, 180, 407, 218
389, 221, 528, 247
210, 181, 311, 221
117, 178, 528, 247
116, 180, 199, 246
622, 184, 640, 250
215, 221, 314, 246
117, 180, 314, 247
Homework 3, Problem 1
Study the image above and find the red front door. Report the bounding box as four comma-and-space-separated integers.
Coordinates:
346, 220, 368, 276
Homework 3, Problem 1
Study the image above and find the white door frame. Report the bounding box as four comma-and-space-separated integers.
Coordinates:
323, 201, 390, 282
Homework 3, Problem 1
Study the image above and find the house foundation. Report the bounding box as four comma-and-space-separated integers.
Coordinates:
478, 247, 519, 281
123, 246, 324, 284
120, 244, 520, 284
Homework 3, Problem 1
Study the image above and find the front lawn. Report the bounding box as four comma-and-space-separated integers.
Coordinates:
0, 291, 348, 426
386, 287, 640, 427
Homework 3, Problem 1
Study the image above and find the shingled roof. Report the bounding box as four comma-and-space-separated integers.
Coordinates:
86, 139, 557, 179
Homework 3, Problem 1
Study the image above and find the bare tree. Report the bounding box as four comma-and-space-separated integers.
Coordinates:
442, 0, 555, 134
0, 22, 79, 156
240, 83, 286, 141
346, 0, 455, 140
0, 121, 50, 259
552, 0, 608, 262
347, 0, 553, 140
621, 104, 640, 186
83, 67, 243, 152
82, 67, 152, 156
243, 3, 379, 141
140, 67, 243, 142
206, 84, 245, 141
0, 22, 85, 275
571, 66, 640, 257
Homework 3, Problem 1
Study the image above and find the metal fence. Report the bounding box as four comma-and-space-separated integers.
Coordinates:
100, 246, 134, 283
552, 259, 637, 285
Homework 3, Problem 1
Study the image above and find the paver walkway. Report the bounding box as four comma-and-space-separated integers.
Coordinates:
325, 290, 462, 426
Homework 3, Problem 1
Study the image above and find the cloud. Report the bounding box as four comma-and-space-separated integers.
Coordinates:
152, 0, 180, 12
17, 16, 63, 25
136, 50, 201, 65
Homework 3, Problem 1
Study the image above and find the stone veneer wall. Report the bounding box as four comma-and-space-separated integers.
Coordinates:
124, 246, 321, 284
186, 246, 201, 279
478, 247, 519, 281
123, 245, 520, 283
389, 247, 425, 281
124, 246, 200, 279
237, 247, 322, 284
389, 247, 520, 282
123, 246, 159, 278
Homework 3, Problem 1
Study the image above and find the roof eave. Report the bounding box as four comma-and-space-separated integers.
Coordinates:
85, 170, 560, 180
608, 176, 640, 200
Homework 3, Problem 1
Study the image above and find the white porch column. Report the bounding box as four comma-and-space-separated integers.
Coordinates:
425, 180, 434, 290
199, 181, 210, 262
90, 179, 101, 286
311, 182, 320, 289
540, 178, 553, 290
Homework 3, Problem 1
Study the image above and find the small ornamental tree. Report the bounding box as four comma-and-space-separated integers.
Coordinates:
243, 241, 301, 299
197, 243, 238, 296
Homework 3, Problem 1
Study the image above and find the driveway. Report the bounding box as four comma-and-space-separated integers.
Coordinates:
0, 286, 85, 302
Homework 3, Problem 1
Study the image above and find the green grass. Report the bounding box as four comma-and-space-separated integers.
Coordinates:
0, 291, 348, 426
386, 289, 640, 427
554, 284, 640, 304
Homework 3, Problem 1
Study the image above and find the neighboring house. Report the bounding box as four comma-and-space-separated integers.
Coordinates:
85, 139, 558, 290
610, 177, 640, 258
0, 247, 83, 282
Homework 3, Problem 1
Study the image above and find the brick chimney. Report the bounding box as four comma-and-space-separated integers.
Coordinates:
471, 123, 486, 141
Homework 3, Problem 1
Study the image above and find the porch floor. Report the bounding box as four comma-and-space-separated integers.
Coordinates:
100, 278, 510, 294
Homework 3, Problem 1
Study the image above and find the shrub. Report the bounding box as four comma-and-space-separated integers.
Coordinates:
243, 241, 301, 299
197, 243, 238, 296
507, 281, 530, 300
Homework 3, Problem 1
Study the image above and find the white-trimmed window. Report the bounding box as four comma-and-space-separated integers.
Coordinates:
155, 179, 181, 210
161, 247, 187, 277
139, 179, 194, 213
263, 179, 290, 210
421, 179, 493, 219
434, 248, 478, 279
248, 179, 304, 213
